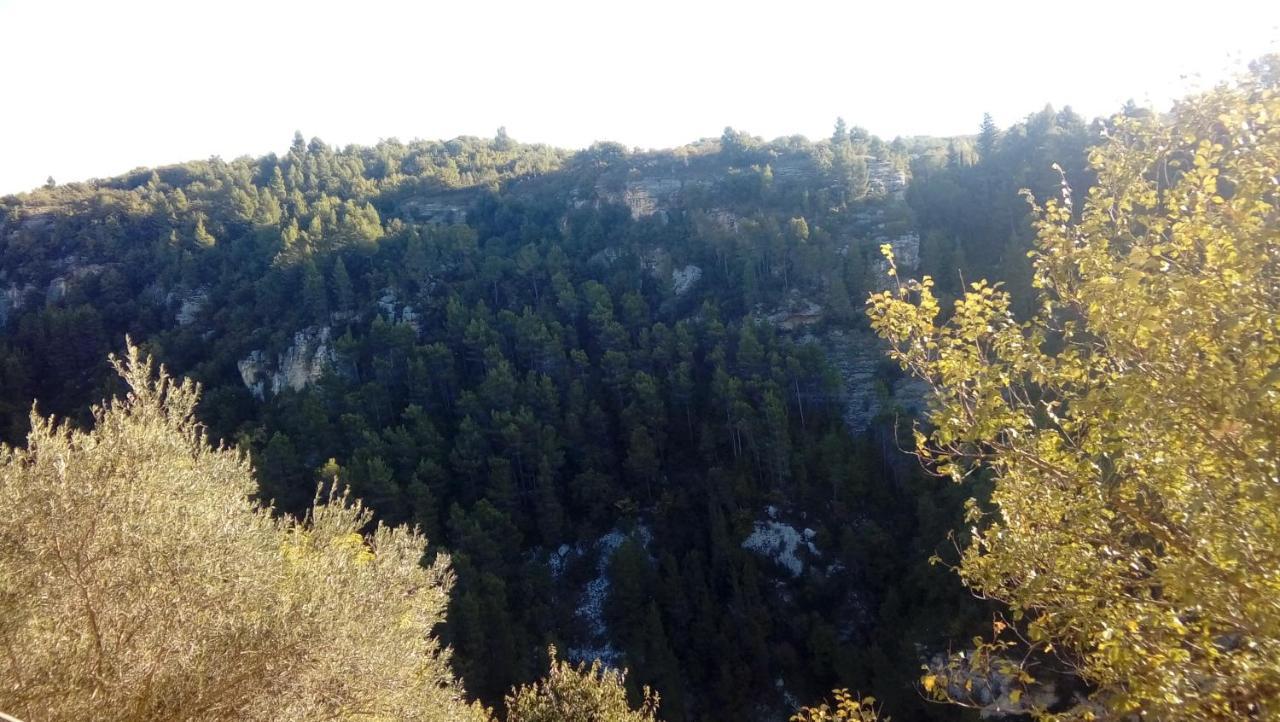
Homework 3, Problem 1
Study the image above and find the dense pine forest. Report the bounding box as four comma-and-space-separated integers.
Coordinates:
2, 57, 1277, 722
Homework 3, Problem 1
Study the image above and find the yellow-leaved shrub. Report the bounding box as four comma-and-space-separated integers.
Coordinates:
868, 60, 1280, 719
505, 646, 659, 722
0, 344, 490, 722
791, 689, 885, 722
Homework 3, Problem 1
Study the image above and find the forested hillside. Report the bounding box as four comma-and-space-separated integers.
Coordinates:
0, 108, 1096, 720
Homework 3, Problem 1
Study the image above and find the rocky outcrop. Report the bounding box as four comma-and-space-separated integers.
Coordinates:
174, 287, 209, 326
0, 283, 35, 327
741, 506, 820, 578
808, 329, 926, 434
46, 278, 69, 304
672, 264, 702, 296
400, 305, 420, 330
639, 246, 672, 277
562, 525, 654, 667
598, 245, 701, 297
867, 159, 908, 198
376, 288, 421, 333
237, 351, 271, 400
238, 326, 339, 400
599, 178, 682, 220
402, 198, 467, 225
43, 261, 110, 306
759, 292, 824, 331
815, 330, 879, 433
873, 232, 920, 288
770, 157, 815, 182
885, 231, 920, 269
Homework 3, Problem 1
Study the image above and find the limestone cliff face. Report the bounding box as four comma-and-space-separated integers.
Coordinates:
813, 329, 927, 434
0, 283, 36, 327
174, 288, 209, 326
593, 244, 703, 298
866, 158, 908, 198
671, 264, 702, 296
637, 247, 702, 297
596, 178, 683, 220
758, 291, 825, 331
872, 232, 920, 288
41, 260, 111, 305
238, 326, 339, 400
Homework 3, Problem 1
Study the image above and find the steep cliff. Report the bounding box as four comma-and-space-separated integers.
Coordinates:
238, 326, 340, 400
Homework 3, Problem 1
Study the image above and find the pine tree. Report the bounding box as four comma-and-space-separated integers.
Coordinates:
331, 256, 354, 315
625, 427, 660, 500
193, 215, 216, 248
977, 112, 1000, 161
269, 165, 287, 197
760, 388, 791, 487
300, 259, 328, 322
832, 117, 848, 146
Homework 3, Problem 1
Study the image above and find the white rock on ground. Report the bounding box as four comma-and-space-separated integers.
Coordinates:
742, 518, 820, 578
175, 288, 208, 326
567, 526, 652, 667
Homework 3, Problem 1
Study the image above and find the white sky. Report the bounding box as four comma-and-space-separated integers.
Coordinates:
1, 0, 1277, 194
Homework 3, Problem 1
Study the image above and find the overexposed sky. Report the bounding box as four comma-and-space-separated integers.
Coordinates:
1, 0, 1277, 194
